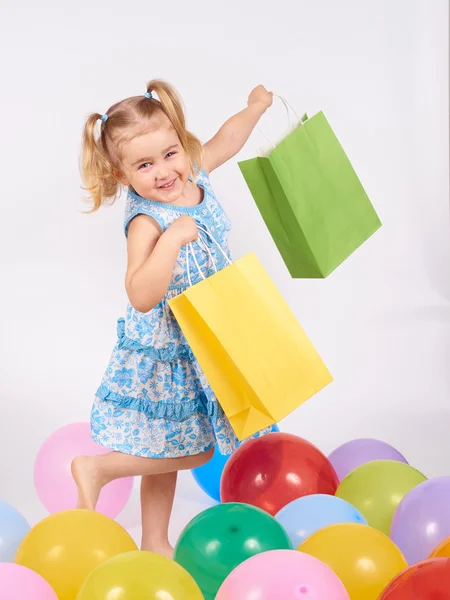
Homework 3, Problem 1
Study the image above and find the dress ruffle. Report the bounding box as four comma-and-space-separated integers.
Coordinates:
96, 384, 218, 421
116, 318, 195, 362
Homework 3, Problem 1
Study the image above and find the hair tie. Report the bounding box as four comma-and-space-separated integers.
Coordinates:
144, 91, 153, 99
100, 114, 109, 123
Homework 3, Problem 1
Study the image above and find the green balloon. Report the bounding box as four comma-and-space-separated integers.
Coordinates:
174, 502, 292, 600
336, 459, 427, 535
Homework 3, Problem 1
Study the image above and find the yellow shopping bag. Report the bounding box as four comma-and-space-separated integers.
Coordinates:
169, 235, 333, 440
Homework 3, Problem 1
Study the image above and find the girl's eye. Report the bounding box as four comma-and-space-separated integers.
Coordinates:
166, 152, 176, 158
139, 162, 151, 170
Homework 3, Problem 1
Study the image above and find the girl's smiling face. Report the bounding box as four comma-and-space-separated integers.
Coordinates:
118, 111, 192, 204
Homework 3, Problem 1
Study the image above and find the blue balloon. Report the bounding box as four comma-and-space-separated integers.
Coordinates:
192, 424, 280, 502
0, 499, 30, 562
192, 444, 229, 502
275, 493, 367, 548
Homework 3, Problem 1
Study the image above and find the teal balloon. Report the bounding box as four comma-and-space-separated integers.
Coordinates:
275, 493, 368, 548
0, 499, 30, 562
174, 501, 292, 600
192, 424, 279, 502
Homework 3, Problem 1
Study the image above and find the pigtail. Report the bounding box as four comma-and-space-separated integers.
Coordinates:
80, 113, 121, 212
147, 80, 203, 177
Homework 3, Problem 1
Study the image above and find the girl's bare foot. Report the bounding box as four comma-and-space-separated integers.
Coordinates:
141, 542, 174, 560
71, 455, 104, 511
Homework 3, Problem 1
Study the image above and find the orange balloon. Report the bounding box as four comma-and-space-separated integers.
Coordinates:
429, 536, 450, 558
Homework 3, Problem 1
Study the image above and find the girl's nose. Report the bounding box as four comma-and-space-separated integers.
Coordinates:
156, 166, 170, 181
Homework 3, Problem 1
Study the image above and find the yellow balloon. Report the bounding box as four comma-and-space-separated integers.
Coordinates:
299, 523, 407, 600
76, 550, 204, 599
15, 509, 137, 600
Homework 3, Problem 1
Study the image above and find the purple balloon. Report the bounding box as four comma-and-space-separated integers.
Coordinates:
391, 477, 450, 564
328, 439, 408, 482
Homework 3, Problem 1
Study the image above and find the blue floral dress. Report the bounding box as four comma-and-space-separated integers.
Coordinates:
91, 169, 268, 458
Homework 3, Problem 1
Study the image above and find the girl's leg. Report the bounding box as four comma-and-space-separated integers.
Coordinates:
140, 472, 177, 557
71, 447, 213, 511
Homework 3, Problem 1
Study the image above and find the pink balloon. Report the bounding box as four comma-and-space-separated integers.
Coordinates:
0, 563, 58, 599
34, 422, 133, 518
216, 550, 349, 600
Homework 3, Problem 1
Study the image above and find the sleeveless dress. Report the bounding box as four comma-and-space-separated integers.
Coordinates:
90, 169, 269, 458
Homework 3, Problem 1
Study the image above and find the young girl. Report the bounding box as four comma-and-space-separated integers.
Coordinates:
72, 79, 273, 557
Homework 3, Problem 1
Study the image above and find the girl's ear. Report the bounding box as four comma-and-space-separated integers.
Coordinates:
113, 168, 129, 186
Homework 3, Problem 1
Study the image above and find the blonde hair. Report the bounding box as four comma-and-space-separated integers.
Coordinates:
80, 79, 203, 212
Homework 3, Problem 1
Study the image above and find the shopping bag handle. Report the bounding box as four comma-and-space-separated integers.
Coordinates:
186, 226, 232, 287
256, 94, 303, 150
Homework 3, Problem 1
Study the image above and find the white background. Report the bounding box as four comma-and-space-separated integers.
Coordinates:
0, 0, 449, 544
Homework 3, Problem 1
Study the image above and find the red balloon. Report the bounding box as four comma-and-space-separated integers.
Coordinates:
379, 558, 450, 599
220, 432, 338, 515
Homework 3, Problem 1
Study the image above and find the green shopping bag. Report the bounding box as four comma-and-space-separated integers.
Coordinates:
238, 102, 382, 278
